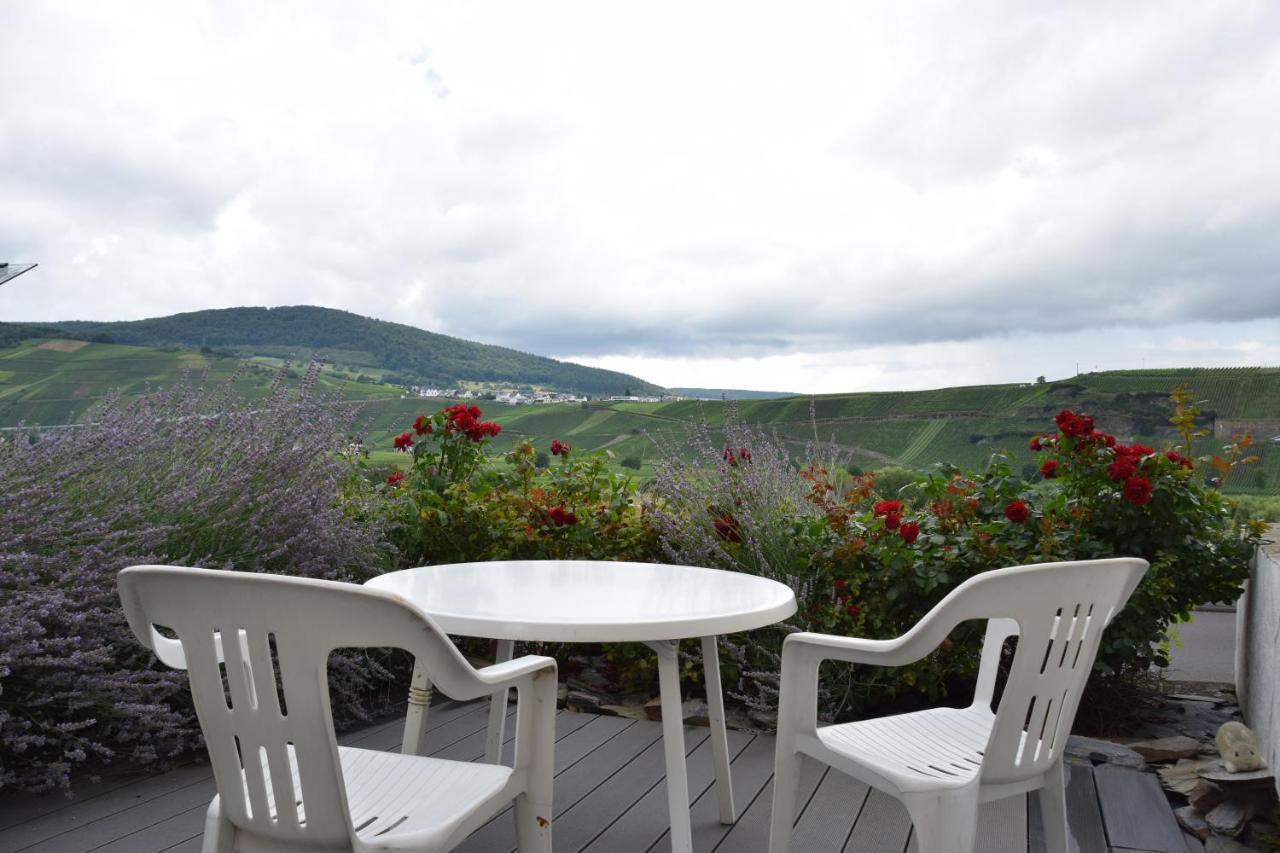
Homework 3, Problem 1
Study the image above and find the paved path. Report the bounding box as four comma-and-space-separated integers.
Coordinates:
1159, 609, 1237, 683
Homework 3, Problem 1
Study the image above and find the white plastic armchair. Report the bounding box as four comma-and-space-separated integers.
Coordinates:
118, 565, 557, 853
768, 557, 1149, 853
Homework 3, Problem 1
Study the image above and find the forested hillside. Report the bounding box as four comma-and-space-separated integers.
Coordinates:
0, 306, 660, 396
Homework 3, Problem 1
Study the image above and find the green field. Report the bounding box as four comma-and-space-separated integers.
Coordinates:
3, 338, 1277, 495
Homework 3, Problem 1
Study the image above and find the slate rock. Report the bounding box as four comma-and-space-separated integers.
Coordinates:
564, 689, 603, 711
1198, 761, 1277, 788
640, 697, 708, 724
1205, 836, 1264, 853
597, 701, 648, 721
1130, 735, 1204, 761
1159, 757, 1221, 796
1176, 805, 1212, 840
1188, 780, 1225, 815
1207, 799, 1255, 838
1065, 735, 1147, 769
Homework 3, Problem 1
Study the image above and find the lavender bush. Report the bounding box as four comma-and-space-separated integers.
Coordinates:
0, 364, 390, 793
646, 403, 831, 722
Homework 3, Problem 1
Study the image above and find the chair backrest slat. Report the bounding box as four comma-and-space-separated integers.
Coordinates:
963, 558, 1146, 785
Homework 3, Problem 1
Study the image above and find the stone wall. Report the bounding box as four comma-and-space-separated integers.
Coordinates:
1236, 525, 1280, 797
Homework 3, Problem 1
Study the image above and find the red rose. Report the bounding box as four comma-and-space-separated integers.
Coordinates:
847, 603, 860, 617
1165, 450, 1193, 470
1122, 476, 1153, 505
873, 500, 901, 517
738, 447, 752, 463
385, 471, 405, 485
1029, 435, 1042, 451
548, 506, 578, 527
1039, 459, 1058, 479
713, 513, 742, 543
722, 447, 738, 466
884, 512, 902, 530
899, 521, 920, 544
1004, 500, 1029, 523
1055, 410, 1092, 438
551, 439, 570, 456
412, 415, 433, 436
392, 432, 414, 452
1107, 457, 1137, 482
1131, 443, 1153, 457
834, 579, 846, 591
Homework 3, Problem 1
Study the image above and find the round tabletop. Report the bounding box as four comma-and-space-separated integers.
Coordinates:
365, 560, 798, 643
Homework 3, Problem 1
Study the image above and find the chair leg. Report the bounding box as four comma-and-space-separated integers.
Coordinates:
201, 798, 234, 853
767, 743, 802, 853
1037, 759, 1070, 853
514, 793, 552, 853
901, 785, 979, 853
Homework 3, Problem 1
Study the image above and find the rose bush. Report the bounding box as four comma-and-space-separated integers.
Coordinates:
382, 405, 653, 566
650, 401, 1264, 725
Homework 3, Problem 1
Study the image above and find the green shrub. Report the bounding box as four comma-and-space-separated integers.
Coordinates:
649, 403, 1263, 725
871, 465, 918, 498
382, 406, 654, 566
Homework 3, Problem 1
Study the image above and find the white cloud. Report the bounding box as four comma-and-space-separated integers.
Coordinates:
1, 0, 1278, 391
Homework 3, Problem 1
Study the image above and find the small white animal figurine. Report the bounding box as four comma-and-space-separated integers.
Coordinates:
1216, 721, 1267, 773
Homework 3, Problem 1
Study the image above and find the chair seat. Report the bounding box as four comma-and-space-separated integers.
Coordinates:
223, 745, 515, 849
343, 747, 514, 845
815, 705, 995, 791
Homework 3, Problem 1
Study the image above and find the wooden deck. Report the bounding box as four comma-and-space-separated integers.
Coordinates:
0, 700, 1195, 853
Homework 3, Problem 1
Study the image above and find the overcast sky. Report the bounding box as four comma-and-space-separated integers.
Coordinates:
2, 1, 1278, 393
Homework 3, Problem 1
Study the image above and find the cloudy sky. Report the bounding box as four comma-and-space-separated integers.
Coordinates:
2, 1, 1278, 393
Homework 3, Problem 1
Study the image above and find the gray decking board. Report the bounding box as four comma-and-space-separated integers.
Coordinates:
1027, 759, 1109, 853
546, 724, 712, 853
977, 794, 1029, 853
580, 729, 754, 852
0, 701, 492, 853
455, 715, 664, 852
848, 787, 914, 853
683, 732, 779, 852
1092, 764, 1186, 853
789, 763, 871, 851
714, 754, 828, 853
10, 701, 1197, 853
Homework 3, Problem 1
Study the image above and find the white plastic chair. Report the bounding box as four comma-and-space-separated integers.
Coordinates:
118, 565, 557, 853
768, 557, 1149, 853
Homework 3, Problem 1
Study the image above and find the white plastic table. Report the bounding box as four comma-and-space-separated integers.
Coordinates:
365, 560, 797, 853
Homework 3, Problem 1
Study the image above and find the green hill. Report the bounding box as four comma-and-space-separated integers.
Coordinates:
0, 338, 408, 428
474, 369, 1280, 495
2, 332, 1276, 495
0, 306, 661, 396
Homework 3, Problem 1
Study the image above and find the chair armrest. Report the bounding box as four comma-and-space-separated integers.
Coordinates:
783, 631, 921, 667
474, 654, 557, 689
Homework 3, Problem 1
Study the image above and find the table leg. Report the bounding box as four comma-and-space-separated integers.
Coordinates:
701, 635, 736, 824
645, 640, 694, 853
402, 659, 433, 756
485, 639, 515, 765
